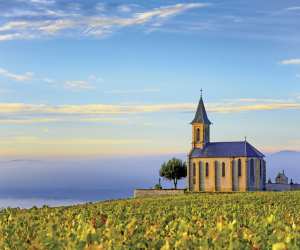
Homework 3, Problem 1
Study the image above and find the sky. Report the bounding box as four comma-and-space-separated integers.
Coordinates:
0, 0, 300, 157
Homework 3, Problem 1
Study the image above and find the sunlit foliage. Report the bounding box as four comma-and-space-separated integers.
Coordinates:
0, 192, 300, 249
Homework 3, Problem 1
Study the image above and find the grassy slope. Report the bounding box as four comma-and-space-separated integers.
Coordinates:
0, 192, 300, 249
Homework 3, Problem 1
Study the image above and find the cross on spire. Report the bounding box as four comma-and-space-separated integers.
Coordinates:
200, 88, 203, 98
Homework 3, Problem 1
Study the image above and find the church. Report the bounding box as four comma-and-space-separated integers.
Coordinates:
187, 94, 266, 192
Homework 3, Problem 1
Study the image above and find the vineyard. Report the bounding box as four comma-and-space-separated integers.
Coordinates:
0, 192, 300, 249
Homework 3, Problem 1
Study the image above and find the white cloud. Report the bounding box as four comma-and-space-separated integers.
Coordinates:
134, 3, 208, 22
0, 98, 299, 117
0, 3, 209, 41
0, 118, 59, 124
28, 0, 56, 4
285, 6, 300, 11
0, 33, 34, 41
105, 88, 160, 94
38, 19, 76, 34
117, 4, 133, 13
1, 136, 149, 145
0, 115, 130, 125
85, 3, 208, 37
208, 102, 300, 113
0, 68, 34, 81
42, 78, 55, 84
64, 80, 94, 90
95, 3, 106, 12
0, 98, 299, 125
88, 75, 103, 82
0, 21, 31, 32
280, 58, 300, 65
43, 128, 49, 133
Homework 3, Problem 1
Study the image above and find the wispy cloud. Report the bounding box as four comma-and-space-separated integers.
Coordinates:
0, 2, 209, 41
0, 67, 34, 81
0, 98, 299, 117
0, 66, 101, 91
280, 58, 300, 65
209, 102, 300, 113
0, 98, 299, 126
64, 80, 94, 91
105, 88, 160, 94
0, 115, 131, 125
0, 136, 149, 145
285, 6, 300, 11
0, 118, 60, 124
26, 0, 56, 5
117, 4, 137, 13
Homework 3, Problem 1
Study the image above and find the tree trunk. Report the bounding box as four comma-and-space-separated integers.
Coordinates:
174, 178, 177, 189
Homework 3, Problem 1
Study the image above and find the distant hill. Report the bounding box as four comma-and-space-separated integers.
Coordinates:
266, 151, 300, 183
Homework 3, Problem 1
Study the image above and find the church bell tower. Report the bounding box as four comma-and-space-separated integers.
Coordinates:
191, 91, 211, 149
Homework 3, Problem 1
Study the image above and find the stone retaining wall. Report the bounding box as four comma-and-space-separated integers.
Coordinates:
266, 183, 291, 191
291, 184, 300, 190
134, 189, 186, 198
266, 183, 300, 191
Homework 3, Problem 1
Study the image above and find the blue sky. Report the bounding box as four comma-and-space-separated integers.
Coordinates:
0, 0, 300, 156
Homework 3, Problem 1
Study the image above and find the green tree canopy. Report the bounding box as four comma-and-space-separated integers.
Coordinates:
159, 158, 187, 189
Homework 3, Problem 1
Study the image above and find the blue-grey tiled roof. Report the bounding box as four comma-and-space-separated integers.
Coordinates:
190, 141, 265, 158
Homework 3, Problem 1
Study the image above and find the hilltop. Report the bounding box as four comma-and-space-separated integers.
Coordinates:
266, 151, 300, 182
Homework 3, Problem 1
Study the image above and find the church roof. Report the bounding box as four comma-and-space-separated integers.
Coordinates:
190, 141, 265, 158
191, 96, 211, 125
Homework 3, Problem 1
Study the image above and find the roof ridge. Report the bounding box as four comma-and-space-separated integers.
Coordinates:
208, 141, 248, 144
246, 141, 265, 157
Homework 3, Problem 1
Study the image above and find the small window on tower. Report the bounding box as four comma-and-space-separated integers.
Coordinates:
196, 128, 200, 142
222, 162, 226, 177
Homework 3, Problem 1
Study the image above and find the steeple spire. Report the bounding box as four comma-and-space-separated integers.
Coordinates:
191, 92, 211, 125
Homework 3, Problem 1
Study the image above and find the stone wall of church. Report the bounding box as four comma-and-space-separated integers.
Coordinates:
190, 157, 264, 192
191, 157, 239, 192
247, 158, 265, 191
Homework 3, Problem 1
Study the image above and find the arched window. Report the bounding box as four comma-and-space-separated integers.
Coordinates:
205, 162, 209, 177
238, 159, 242, 177
193, 163, 196, 177
250, 159, 255, 183
222, 162, 226, 177
196, 128, 200, 142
